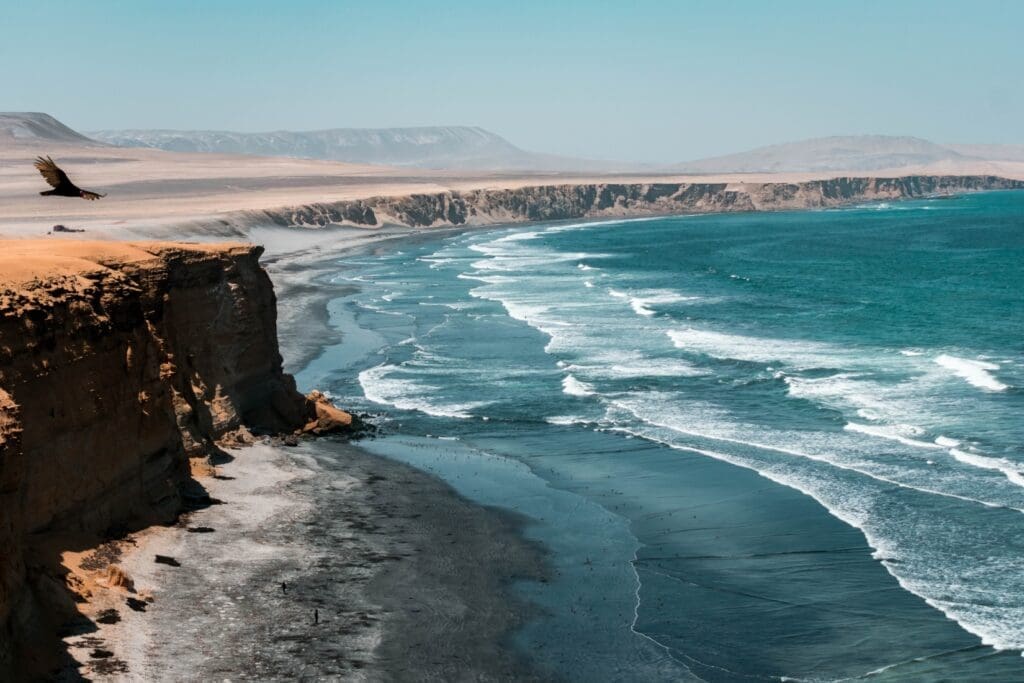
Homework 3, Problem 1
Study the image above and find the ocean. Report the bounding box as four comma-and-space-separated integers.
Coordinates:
296, 191, 1024, 681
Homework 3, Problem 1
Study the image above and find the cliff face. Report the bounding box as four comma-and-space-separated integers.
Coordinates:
255, 175, 1024, 229
0, 242, 309, 675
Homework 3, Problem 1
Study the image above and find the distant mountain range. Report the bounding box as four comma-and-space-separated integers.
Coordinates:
4, 113, 1022, 175
669, 135, 1024, 173
944, 143, 1024, 163
86, 125, 628, 172
0, 112, 99, 145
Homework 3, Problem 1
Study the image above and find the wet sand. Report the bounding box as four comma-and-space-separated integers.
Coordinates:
65, 439, 547, 680
52, 225, 550, 681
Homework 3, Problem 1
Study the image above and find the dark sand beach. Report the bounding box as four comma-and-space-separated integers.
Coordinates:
58, 206, 1024, 680
65, 438, 547, 680
5, 6, 1024, 679
52, 228, 548, 680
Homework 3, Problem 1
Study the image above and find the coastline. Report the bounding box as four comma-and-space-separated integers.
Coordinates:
41, 192, 1024, 679
275, 205, 1024, 679
57, 227, 550, 680
63, 440, 549, 680
5, 6, 1022, 680
2, 134, 1022, 238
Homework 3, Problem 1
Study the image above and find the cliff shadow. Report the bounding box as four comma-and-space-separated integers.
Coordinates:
23, 465, 228, 680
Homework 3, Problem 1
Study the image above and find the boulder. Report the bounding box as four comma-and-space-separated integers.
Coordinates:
300, 391, 353, 435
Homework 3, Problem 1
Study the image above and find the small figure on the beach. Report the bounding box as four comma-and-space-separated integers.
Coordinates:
314, 608, 319, 624
281, 581, 287, 594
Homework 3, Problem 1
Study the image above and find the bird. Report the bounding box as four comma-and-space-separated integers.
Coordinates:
34, 156, 106, 200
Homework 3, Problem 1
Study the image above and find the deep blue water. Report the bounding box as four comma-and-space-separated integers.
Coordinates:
297, 191, 1024, 681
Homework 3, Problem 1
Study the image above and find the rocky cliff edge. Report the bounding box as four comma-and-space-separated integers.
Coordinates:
0, 240, 348, 677
249, 175, 1024, 229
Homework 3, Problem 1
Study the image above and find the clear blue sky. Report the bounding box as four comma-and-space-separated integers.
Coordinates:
3, 1, 1022, 162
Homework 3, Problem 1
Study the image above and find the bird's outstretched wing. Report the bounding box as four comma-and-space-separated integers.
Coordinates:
34, 156, 71, 189
80, 190, 105, 201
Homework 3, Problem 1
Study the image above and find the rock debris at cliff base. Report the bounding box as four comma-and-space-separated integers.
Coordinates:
0, 240, 350, 678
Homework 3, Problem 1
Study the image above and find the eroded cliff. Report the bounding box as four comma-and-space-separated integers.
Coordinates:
0, 241, 321, 676
252, 174, 1024, 229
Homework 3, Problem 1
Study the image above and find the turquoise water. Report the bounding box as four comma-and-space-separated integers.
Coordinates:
297, 191, 1024, 681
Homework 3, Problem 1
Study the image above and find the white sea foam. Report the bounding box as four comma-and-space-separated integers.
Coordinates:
605, 399, 1024, 652
457, 273, 515, 284
470, 238, 602, 261
362, 217, 1024, 654
626, 297, 656, 315
857, 408, 885, 422
546, 414, 588, 426
619, 422, 1024, 650
668, 328, 843, 367
607, 288, 697, 316
562, 374, 596, 397
469, 250, 604, 273
358, 302, 405, 317
492, 230, 541, 243
630, 293, 698, 317
844, 422, 942, 450
935, 354, 1008, 392
608, 359, 706, 378
949, 448, 1024, 488
564, 351, 706, 379
438, 301, 477, 311
782, 368, 958, 444
608, 393, 1013, 511
418, 256, 458, 269
501, 301, 553, 325
358, 364, 487, 419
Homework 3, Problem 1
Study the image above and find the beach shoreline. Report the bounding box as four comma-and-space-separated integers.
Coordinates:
63, 440, 549, 680
55, 225, 551, 680
46, 190, 1024, 679
288, 203, 1024, 680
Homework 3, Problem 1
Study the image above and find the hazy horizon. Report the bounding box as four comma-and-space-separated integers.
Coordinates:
5, 1, 1024, 162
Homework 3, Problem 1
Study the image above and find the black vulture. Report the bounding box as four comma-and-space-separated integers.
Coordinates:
34, 156, 106, 200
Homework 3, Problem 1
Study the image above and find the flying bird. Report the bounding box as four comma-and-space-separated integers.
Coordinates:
34, 156, 106, 200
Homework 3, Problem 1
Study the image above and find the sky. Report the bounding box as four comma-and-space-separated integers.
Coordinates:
3, 1, 1022, 163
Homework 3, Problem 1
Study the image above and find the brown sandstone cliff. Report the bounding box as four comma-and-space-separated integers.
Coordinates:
248, 174, 1024, 229
0, 241, 324, 676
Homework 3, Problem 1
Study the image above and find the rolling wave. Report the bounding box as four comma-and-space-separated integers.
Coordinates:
562, 374, 597, 397
358, 364, 488, 419
349, 211, 1024, 662
935, 354, 1008, 392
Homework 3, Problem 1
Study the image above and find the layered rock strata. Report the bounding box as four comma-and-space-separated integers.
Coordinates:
252, 175, 1024, 229
0, 241, 332, 676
